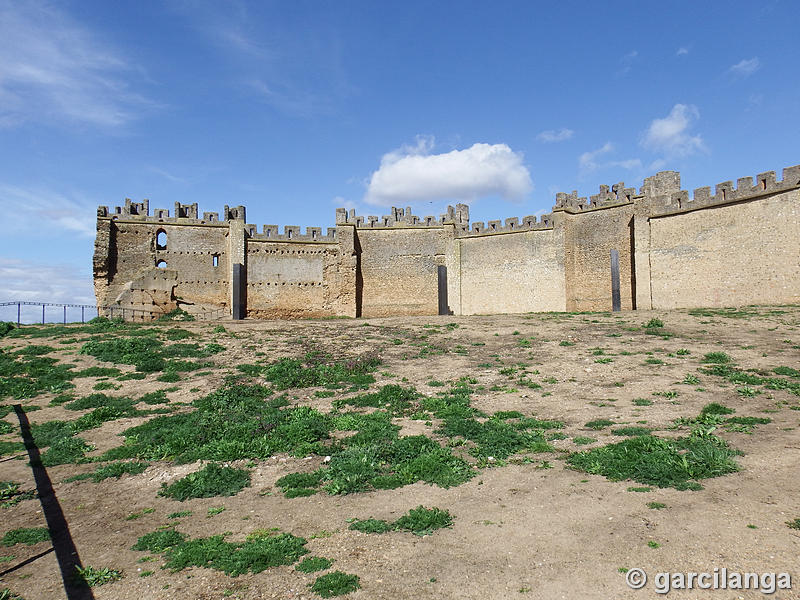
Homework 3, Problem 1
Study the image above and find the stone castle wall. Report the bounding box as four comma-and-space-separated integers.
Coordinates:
94, 163, 800, 318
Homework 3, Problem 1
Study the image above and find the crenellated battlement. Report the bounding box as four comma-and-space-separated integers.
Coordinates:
334, 203, 470, 228
649, 164, 800, 216
553, 181, 637, 213
456, 212, 554, 236
97, 200, 248, 224
248, 224, 337, 243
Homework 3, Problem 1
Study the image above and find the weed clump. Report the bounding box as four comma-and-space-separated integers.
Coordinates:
1, 527, 50, 547
73, 565, 122, 587
132, 529, 309, 576
159, 463, 251, 501
567, 433, 739, 490
310, 571, 361, 597
349, 505, 453, 537
295, 556, 333, 573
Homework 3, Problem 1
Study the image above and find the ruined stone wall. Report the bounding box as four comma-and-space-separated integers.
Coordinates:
94, 163, 800, 319
644, 167, 800, 309
95, 202, 236, 316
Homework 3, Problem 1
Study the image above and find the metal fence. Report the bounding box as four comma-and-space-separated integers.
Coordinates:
0, 301, 228, 326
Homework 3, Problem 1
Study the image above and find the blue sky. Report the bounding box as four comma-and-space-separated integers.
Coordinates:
1, 0, 798, 306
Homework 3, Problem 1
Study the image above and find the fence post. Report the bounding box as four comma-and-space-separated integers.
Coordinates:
81, 306, 85, 323
17, 302, 20, 326
63, 305, 66, 324
42, 304, 45, 324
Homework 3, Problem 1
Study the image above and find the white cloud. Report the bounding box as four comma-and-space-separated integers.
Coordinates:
0, 184, 96, 237
641, 104, 705, 157
579, 142, 643, 175
0, 1, 152, 128
364, 138, 533, 206
0, 257, 94, 306
616, 50, 638, 77
729, 57, 760, 78
579, 142, 614, 172
537, 128, 574, 143
676, 47, 689, 56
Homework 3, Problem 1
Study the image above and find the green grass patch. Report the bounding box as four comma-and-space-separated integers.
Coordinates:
349, 506, 453, 537
567, 433, 739, 490
702, 352, 733, 364
585, 419, 615, 430
260, 351, 380, 390
1, 527, 50, 546
159, 463, 251, 501
296, 556, 333, 573
310, 571, 361, 598
612, 426, 652, 437
573, 436, 596, 445
332, 384, 418, 416
133, 529, 309, 576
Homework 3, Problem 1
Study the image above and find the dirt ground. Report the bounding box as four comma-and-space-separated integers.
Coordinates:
1, 306, 799, 600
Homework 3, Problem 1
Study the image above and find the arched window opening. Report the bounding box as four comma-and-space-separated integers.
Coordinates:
156, 229, 167, 250
212, 254, 219, 268
156, 260, 167, 269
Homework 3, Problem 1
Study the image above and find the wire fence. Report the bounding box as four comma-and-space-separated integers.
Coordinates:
0, 301, 228, 326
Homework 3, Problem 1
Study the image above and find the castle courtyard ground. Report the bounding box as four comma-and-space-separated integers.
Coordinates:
1, 306, 798, 599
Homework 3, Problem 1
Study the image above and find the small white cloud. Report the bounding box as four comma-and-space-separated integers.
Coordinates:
616, 50, 639, 77
676, 47, 689, 56
0, 1, 153, 128
0, 257, 94, 305
641, 104, 705, 157
536, 128, 574, 143
729, 57, 760, 77
0, 184, 96, 237
579, 142, 614, 172
579, 143, 643, 175
364, 138, 533, 206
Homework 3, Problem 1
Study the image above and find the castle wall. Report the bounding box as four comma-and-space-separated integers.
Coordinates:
94, 163, 800, 319
648, 188, 800, 308
245, 240, 334, 319
110, 221, 230, 309
354, 227, 444, 317
457, 228, 565, 314
562, 205, 636, 312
